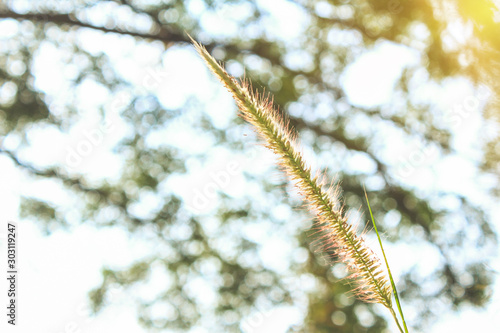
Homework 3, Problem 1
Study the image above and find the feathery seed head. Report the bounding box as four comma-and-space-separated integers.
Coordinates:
192, 38, 393, 308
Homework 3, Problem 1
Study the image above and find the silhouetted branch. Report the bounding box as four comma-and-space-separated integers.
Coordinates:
0, 10, 188, 44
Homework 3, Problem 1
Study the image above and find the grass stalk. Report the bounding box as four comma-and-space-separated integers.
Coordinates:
192, 37, 408, 331
364, 188, 409, 333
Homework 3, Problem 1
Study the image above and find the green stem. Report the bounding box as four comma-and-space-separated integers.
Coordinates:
389, 306, 405, 333
364, 187, 409, 333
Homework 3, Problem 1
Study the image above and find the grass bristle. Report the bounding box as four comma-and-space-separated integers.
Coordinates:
192, 36, 394, 310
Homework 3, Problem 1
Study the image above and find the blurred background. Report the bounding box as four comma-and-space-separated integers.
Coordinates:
0, 0, 499, 332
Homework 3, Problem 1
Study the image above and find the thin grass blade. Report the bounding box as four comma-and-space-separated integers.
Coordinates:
364, 187, 409, 333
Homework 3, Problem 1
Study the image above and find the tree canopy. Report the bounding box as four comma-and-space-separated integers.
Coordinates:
1, 0, 499, 332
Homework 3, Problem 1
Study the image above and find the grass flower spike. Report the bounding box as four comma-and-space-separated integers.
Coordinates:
192, 37, 408, 332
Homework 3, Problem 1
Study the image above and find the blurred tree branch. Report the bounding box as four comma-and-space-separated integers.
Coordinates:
0, 10, 187, 44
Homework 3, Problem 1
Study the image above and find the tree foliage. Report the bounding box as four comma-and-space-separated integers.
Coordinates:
0, 0, 498, 332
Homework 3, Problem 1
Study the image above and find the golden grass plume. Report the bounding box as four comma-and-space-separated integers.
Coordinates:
191, 37, 393, 308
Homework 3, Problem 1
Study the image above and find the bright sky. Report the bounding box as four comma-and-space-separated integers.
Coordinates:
1, 3, 499, 333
